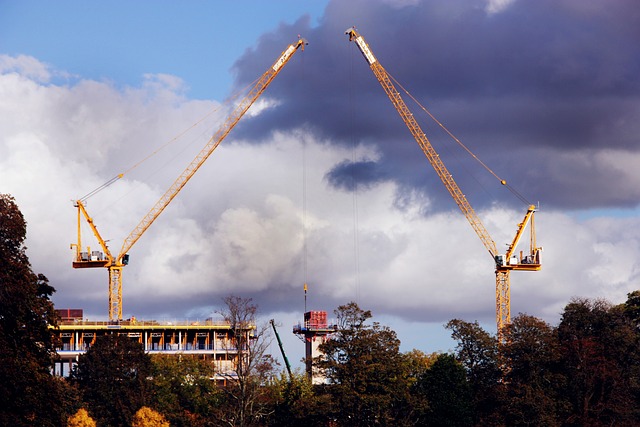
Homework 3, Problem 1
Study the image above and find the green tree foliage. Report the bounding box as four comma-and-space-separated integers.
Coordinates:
150, 354, 222, 426
502, 314, 566, 426
445, 297, 640, 426
446, 318, 505, 425
414, 353, 473, 426
131, 406, 170, 427
264, 371, 330, 427
402, 348, 440, 383
316, 302, 411, 426
0, 194, 72, 426
398, 349, 441, 423
66, 408, 96, 427
623, 290, 640, 327
557, 297, 640, 425
71, 334, 152, 426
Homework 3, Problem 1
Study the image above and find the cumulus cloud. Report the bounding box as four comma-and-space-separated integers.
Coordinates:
2, 0, 640, 358
485, 0, 516, 14
0, 54, 53, 82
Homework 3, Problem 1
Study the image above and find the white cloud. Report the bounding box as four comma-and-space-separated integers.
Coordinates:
485, 0, 516, 15
2, 55, 639, 349
0, 54, 53, 82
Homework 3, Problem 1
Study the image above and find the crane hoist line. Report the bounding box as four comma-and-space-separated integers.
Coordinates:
345, 27, 542, 339
71, 36, 308, 322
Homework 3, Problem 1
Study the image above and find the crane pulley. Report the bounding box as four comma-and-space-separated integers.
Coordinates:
72, 36, 307, 321
345, 27, 541, 338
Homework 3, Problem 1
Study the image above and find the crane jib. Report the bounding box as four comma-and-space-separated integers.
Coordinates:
355, 36, 376, 65
273, 45, 297, 72
72, 36, 307, 321
346, 27, 541, 341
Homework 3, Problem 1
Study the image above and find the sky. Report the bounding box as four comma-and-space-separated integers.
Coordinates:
2, 0, 640, 371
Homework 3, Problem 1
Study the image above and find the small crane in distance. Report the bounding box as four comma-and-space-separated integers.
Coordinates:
71, 36, 308, 321
270, 319, 293, 381
345, 27, 541, 340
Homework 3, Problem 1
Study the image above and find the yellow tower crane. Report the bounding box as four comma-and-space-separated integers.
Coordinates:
71, 36, 307, 321
345, 27, 541, 338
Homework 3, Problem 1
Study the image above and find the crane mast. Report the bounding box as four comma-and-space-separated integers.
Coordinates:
345, 27, 541, 337
72, 37, 307, 321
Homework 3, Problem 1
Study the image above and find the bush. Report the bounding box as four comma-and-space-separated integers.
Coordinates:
131, 407, 170, 427
66, 408, 96, 427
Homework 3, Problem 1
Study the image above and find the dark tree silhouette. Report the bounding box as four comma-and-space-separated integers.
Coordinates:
414, 353, 474, 426
71, 334, 152, 426
0, 194, 72, 426
446, 318, 505, 425
557, 297, 640, 425
502, 314, 566, 426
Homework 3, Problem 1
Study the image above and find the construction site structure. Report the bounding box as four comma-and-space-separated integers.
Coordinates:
345, 27, 542, 340
53, 309, 254, 384
270, 319, 293, 380
293, 310, 336, 384
71, 36, 307, 321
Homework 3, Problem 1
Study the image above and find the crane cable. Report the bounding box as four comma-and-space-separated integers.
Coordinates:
388, 73, 532, 207
76, 79, 260, 204
347, 42, 362, 303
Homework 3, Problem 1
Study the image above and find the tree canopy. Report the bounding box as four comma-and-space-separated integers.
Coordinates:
71, 334, 153, 426
316, 302, 412, 426
0, 194, 71, 426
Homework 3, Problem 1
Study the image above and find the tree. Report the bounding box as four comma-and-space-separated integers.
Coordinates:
414, 353, 474, 426
131, 407, 170, 427
316, 302, 411, 426
71, 334, 153, 426
501, 314, 566, 426
402, 349, 440, 382
216, 295, 276, 427
66, 408, 96, 427
446, 319, 504, 426
150, 354, 222, 427
401, 349, 441, 423
264, 371, 330, 427
557, 297, 640, 425
0, 194, 71, 426
623, 290, 640, 327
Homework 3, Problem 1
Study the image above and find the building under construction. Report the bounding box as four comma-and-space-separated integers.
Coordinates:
293, 310, 336, 384
53, 309, 253, 382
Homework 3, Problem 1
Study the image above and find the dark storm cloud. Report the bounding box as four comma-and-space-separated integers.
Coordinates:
228, 0, 640, 210
325, 159, 388, 191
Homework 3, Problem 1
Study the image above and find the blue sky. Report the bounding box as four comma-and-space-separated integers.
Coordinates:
2, 0, 640, 371
0, 1, 327, 99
